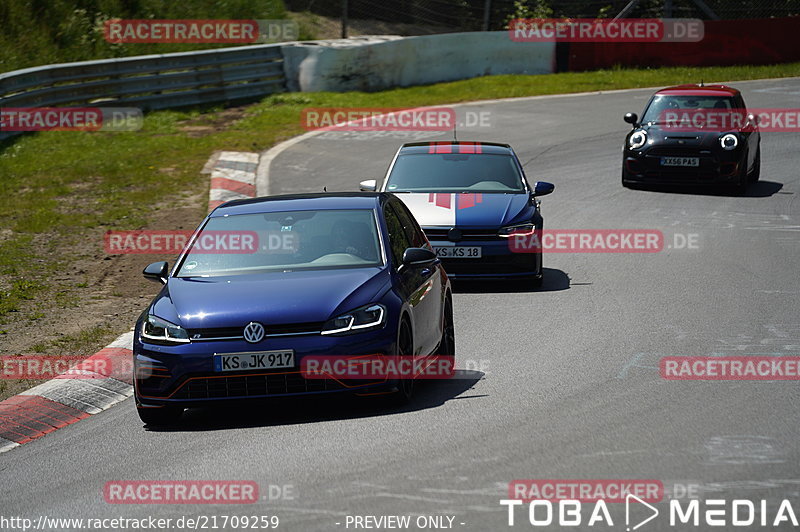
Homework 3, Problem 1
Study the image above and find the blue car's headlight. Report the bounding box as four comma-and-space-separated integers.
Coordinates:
141, 315, 190, 344
321, 304, 386, 336
498, 223, 536, 238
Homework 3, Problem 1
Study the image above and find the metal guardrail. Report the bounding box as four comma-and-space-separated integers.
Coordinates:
0, 44, 286, 141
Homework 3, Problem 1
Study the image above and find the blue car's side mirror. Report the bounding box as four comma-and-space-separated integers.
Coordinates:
532, 181, 555, 197
400, 248, 437, 271
143, 261, 169, 284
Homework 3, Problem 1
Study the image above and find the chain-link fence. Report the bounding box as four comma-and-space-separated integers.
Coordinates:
285, 0, 800, 35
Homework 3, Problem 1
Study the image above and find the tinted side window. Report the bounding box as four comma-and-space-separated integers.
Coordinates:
391, 200, 429, 249
383, 204, 411, 267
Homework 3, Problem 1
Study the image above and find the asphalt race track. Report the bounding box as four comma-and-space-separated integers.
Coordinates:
3, 77, 800, 531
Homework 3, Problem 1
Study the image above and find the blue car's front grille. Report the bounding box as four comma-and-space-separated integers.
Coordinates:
186, 322, 324, 341
171, 372, 346, 399
423, 227, 499, 241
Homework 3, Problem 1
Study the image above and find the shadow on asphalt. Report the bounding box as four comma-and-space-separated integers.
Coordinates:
630, 180, 783, 198
451, 267, 570, 294
144, 369, 484, 432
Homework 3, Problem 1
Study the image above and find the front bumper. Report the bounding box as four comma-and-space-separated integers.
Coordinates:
623, 146, 742, 185
426, 232, 541, 280
133, 327, 398, 407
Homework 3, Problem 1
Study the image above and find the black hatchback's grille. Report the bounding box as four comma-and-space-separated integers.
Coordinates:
646, 147, 712, 157
171, 373, 347, 399
187, 322, 323, 341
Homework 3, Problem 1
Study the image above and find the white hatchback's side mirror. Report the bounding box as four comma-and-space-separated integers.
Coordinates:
359, 179, 377, 192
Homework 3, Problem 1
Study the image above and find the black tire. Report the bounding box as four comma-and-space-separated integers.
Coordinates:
427, 296, 456, 385
439, 296, 455, 359
530, 251, 544, 288
137, 405, 183, 426
388, 320, 414, 405
732, 150, 749, 195
749, 145, 761, 182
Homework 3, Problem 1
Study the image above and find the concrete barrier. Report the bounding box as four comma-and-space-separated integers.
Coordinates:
282, 32, 555, 92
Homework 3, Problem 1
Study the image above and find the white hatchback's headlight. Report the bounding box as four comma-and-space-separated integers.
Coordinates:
628, 130, 647, 149
720, 133, 738, 150
498, 223, 536, 238
321, 304, 386, 336
141, 315, 190, 344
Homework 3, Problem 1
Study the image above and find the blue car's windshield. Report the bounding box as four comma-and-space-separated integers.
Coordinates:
175, 209, 383, 277
385, 153, 525, 193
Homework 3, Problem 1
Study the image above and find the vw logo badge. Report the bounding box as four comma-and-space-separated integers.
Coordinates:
448, 227, 463, 242
243, 322, 265, 344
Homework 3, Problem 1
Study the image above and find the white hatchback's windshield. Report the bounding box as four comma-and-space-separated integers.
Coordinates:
175, 209, 382, 277
386, 153, 525, 193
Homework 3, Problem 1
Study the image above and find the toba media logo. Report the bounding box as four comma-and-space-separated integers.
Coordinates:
501, 480, 800, 529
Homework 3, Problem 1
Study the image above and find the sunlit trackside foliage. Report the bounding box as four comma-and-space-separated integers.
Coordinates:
0, 0, 291, 72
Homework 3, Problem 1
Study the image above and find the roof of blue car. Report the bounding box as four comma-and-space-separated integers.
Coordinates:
210, 192, 388, 217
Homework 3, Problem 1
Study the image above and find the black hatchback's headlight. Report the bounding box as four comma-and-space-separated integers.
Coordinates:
720, 133, 739, 150
321, 304, 386, 336
141, 315, 190, 344
628, 129, 647, 149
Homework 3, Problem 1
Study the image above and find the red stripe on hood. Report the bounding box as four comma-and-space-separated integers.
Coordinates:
428, 193, 452, 209
457, 193, 483, 209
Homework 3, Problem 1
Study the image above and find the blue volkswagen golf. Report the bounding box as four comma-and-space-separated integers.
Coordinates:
134, 193, 453, 425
